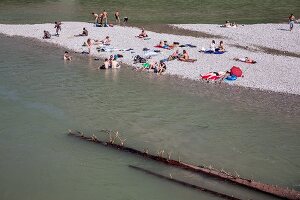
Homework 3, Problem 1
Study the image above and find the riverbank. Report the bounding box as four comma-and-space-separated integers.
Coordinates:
0, 22, 299, 94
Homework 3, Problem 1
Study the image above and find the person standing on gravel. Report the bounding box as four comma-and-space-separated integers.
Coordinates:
288, 14, 295, 31
103, 10, 108, 25
91, 12, 99, 24
115, 10, 120, 24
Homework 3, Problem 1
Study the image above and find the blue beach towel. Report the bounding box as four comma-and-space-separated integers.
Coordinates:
204, 50, 225, 54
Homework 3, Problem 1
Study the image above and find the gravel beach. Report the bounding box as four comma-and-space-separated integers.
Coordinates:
0, 22, 299, 94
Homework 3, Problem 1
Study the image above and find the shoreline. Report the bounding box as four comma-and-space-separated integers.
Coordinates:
1, 33, 299, 118
0, 22, 299, 95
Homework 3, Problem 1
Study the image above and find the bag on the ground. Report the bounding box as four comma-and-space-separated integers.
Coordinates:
133, 55, 146, 63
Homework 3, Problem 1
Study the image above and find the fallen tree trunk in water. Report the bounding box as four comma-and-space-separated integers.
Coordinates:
68, 130, 300, 200
129, 165, 241, 200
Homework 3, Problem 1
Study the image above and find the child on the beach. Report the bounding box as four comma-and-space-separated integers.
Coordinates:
54, 21, 62, 36
289, 14, 295, 31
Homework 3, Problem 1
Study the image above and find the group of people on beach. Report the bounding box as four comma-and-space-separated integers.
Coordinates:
92, 10, 128, 26
41, 9, 272, 79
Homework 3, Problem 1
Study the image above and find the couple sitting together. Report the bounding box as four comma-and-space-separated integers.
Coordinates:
168, 50, 197, 62
201, 40, 225, 53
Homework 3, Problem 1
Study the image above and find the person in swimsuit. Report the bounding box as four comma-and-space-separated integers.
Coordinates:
101, 36, 111, 45
115, 11, 120, 24
86, 38, 94, 54
179, 50, 189, 61
103, 10, 108, 25
137, 28, 148, 38
64, 51, 72, 61
98, 12, 104, 26
54, 21, 62, 36
99, 58, 110, 69
75, 28, 88, 36
216, 41, 225, 52
111, 58, 120, 68
123, 17, 128, 24
289, 14, 295, 31
168, 49, 179, 60
91, 12, 99, 24
157, 60, 167, 74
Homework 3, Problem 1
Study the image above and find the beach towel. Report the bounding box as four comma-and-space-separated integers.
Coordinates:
225, 75, 237, 81
97, 46, 119, 52
179, 59, 197, 63
200, 72, 225, 81
179, 44, 197, 48
204, 50, 225, 54
144, 51, 159, 57
154, 45, 173, 49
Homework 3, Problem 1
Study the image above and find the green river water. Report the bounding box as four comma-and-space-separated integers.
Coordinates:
0, 0, 300, 24
0, 1, 300, 200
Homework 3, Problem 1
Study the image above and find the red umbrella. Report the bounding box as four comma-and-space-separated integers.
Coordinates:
230, 66, 243, 77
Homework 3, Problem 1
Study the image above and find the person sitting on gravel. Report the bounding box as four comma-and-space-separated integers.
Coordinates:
42, 30, 51, 39
168, 49, 179, 60
75, 28, 88, 36
178, 50, 197, 62
216, 41, 225, 52
234, 57, 256, 64
178, 50, 189, 61
63, 51, 72, 61
137, 28, 148, 38
157, 60, 167, 74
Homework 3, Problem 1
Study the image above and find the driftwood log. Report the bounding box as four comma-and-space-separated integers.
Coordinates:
68, 130, 300, 200
129, 165, 241, 200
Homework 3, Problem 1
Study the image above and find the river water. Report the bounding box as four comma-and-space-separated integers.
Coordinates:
0, 0, 300, 24
0, 1, 300, 200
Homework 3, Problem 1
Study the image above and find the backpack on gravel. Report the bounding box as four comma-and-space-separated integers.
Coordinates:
133, 55, 147, 64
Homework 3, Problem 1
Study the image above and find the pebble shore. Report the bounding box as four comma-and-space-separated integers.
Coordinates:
0, 22, 299, 94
